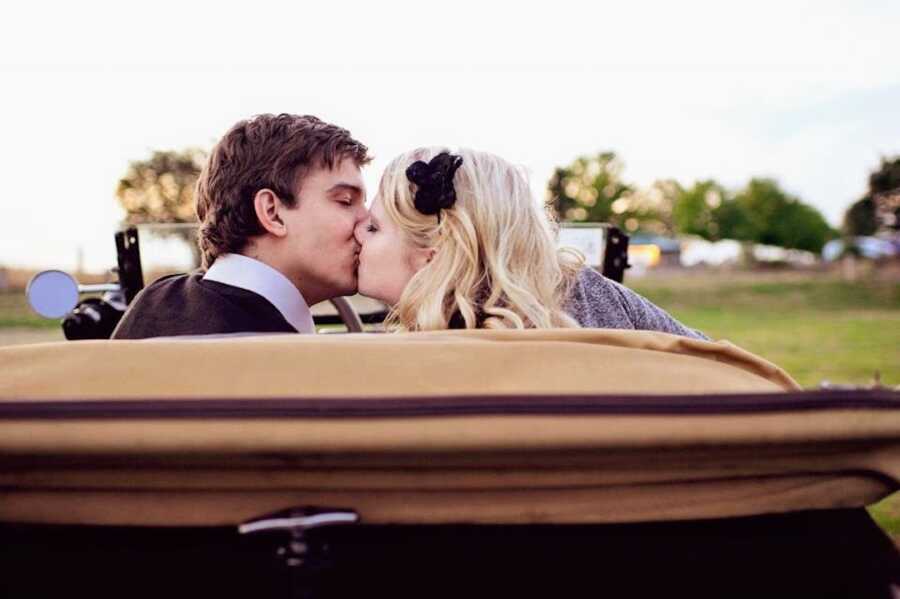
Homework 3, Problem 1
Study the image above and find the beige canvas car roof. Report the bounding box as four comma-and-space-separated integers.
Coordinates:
1, 329, 897, 527
0, 328, 798, 399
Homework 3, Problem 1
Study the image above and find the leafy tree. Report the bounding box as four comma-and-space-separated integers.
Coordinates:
869, 156, 898, 233
548, 153, 836, 252
116, 149, 207, 267
547, 152, 632, 225
732, 178, 835, 253
842, 197, 878, 236
712, 197, 754, 242
869, 156, 900, 199
843, 156, 900, 235
627, 179, 682, 236
672, 180, 731, 240
547, 153, 678, 235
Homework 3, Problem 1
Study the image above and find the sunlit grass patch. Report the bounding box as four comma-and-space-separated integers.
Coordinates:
868, 492, 900, 543
0, 292, 59, 329
631, 274, 900, 388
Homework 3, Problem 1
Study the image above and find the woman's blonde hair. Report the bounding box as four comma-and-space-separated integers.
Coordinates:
379, 147, 584, 331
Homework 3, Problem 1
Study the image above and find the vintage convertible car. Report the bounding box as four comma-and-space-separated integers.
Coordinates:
2, 227, 898, 598
1, 328, 898, 598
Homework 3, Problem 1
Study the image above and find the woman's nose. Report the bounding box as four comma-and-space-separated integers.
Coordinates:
353, 220, 367, 244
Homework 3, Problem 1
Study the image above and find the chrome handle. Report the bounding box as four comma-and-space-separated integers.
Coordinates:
239, 510, 359, 535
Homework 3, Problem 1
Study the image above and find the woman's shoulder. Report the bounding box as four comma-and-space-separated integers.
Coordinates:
571, 267, 632, 305
567, 268, 708, 340
565, 268, 635, 329
574, 266, 612, 291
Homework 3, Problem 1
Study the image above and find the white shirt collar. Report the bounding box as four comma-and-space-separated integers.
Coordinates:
202, 253, 315, 334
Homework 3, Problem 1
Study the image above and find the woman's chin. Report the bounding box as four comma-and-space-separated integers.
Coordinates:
358, 283, 390, 305
356, 274, 377, 301
356, 269, 395, 304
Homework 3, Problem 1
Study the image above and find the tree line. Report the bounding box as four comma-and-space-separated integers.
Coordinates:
116, 149, 899, 259
552, 153, 805, 253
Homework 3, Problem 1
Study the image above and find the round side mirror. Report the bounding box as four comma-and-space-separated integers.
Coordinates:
26, 270, 80, 319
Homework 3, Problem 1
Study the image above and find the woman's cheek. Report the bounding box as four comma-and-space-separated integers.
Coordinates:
364, 242, 383, 281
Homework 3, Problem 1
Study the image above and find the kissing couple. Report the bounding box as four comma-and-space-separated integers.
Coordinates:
113, 113, 704, 340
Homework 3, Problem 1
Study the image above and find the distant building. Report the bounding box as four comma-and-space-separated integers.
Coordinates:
680, 238, 742, 267
628, 235, 682, 268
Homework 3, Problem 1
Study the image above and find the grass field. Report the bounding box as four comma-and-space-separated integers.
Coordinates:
0, 269, 898, 539
629, 270, 900, 388
0, 291, 61, 330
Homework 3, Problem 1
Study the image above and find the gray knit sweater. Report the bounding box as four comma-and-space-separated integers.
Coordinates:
565, 268, 708, 340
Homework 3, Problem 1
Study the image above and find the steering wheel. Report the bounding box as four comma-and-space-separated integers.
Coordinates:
327, 297, 365, 333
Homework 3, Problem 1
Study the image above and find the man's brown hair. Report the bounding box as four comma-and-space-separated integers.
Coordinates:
195, 113, 371, 267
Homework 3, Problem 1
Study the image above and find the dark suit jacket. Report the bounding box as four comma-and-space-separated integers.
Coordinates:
111, 273, 298, 339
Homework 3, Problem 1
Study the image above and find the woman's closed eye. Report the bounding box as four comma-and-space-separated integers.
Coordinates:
366, 223, 378, 233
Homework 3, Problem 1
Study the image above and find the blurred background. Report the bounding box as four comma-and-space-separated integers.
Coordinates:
0, 0, 898, 539
0, 0, 896, 387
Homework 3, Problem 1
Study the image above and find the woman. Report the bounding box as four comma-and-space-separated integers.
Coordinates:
354, 147, 706, 339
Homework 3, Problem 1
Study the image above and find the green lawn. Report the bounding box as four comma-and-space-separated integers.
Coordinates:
870, 492, 900, 539
629, 272, 900, 388
0, 292, 59, 329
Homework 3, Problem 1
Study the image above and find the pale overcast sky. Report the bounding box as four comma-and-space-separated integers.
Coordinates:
1, 0, 899, 271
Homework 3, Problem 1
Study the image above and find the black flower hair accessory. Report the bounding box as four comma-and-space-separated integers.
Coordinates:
405, 152, 464, 222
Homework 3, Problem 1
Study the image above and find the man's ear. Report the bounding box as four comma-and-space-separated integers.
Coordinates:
253, 189, 287, 237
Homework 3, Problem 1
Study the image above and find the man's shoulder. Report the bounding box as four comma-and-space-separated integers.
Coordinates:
112, 271, 297, 339
141, 271, 204, 291
138, 272, 254, 301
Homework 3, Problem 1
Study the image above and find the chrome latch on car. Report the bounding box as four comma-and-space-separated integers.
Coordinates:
240, 506, 359, 566
239, 506, 360, 597
239, 509, 360, 536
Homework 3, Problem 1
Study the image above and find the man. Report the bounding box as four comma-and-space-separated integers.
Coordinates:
112, 113, 371, 339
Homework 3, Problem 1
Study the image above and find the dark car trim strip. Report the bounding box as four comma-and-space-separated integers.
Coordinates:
0, 390, 897, 420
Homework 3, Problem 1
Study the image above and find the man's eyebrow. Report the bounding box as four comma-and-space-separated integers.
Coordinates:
326, 182, 364, 195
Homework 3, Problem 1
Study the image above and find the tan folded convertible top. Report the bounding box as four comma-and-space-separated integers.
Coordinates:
0, 329, 897, 527
0, 328, 798, 399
